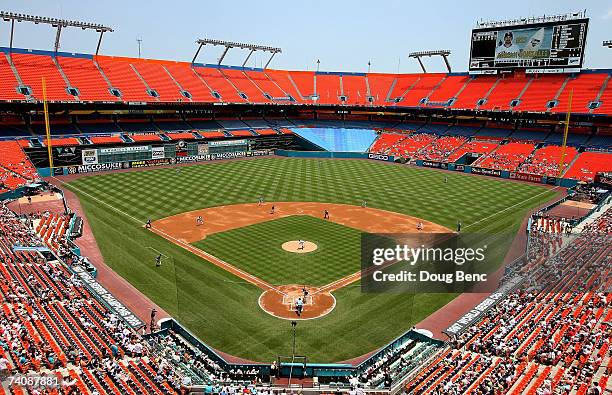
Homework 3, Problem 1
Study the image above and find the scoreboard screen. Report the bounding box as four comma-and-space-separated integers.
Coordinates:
469, 18, 588, 71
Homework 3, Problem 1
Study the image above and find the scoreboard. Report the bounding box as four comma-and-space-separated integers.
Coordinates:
469, 18, 588, 72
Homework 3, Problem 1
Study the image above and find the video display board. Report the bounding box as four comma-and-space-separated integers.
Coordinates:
469, 18, 588, 71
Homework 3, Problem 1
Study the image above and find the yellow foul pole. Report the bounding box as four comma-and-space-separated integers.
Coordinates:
42, 77, 54, 171
557, 89, 573, 178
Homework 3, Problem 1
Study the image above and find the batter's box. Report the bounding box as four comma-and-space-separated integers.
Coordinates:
282, 295, 313, 306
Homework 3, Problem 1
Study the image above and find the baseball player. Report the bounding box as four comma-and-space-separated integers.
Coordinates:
155, 254, 162, 267
298, 240, 305, 250
295, 297, 304, 317
324, 209, 329, 220
196, 216, 204, 226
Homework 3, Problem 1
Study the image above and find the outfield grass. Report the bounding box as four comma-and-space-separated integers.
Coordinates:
65, 158, 561, 362
195, 215, 361, 286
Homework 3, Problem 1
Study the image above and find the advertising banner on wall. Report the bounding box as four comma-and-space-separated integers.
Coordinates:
81, 149, 98, 165
151, 146, 166, 160
197, 143, 209, 156
367, 153, 390, 162
471, 167, 502, 177
446, 276, 523, 336
71, 265, 144, 328
129, 158, 172, 168
66, 162, 129, 174
209, 139, 247, 147
99, 146, 150, 154
509, 172, 543, 183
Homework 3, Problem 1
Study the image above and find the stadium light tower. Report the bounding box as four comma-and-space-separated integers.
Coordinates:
604, 40, 612, 48
409, 50, 452, 73
192, 38, 282, 69
0, 11, 113, 55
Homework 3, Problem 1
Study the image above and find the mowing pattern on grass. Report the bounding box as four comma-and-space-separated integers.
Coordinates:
64, 158, 560, 362
195, 215, 361, 286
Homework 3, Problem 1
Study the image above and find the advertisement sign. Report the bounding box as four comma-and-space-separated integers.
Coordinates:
129, 158, 172, 168
509, 172, 543, 183
176, 155, 208, 164
471, 167, 502, 177
54, 146, 78, 159
151, 146, 166, 160
67, 162, 129, 174
446, 276, 523, 336
422, 160, 442, 168
99, 145, 150, 154
209, 151, 247, 160
72, 265, 144, 328
197, 143, 209, 156
209, 139, 247, 147
368, 153, 390, 161
248, 150, 273, 157
176, 150, 269, 163
81, 149, 98, 165
455, 165, 466, 172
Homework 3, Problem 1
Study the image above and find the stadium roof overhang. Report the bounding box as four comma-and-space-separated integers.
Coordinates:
0, 11, 113, 55
192, 38, 282, 68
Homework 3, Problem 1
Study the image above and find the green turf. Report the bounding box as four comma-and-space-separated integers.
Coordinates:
195, 215, 362, 286
64, 157, 561, 362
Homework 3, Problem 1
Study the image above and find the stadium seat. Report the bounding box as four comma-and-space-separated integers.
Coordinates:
475, 142, 535, 170
564, 152, 612, 181
130, 60, 186, 102
57, 56, 118, 102
11, 53, 74, 101
552, 73, 609, 114
96, 56, 154, 102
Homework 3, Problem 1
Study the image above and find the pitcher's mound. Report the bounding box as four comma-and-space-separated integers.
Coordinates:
281, 240, 318, 253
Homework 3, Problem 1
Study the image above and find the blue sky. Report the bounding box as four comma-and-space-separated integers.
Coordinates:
1, 0, 610, 73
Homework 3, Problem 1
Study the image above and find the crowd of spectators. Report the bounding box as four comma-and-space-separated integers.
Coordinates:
406, 207, 611, 394
0, 141, 39, 193
518, 145, 579, 177
0, 201, 187, 394
413, 136, 468, 162
474, 142, 536, 171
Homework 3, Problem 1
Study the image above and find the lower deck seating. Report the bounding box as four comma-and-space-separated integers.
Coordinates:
475, 142, 535, 171
0, 141, 39, 192
445, 140, 499, 163
413, 136, 468, 161
406, 209, 612, 394
518, 145, 579, 177
564, 152, 612, 182
387, 133, 437, 157
0, 204, 183, 394
369, 133, 409, 154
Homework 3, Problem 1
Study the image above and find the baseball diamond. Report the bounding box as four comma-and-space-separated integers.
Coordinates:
61, 158, 560, 361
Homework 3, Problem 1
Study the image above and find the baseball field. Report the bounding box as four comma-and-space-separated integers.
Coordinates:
63, 157, 560, 362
